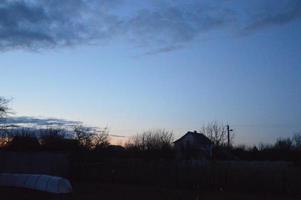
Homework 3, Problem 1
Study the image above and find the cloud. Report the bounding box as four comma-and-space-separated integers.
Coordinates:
0, 0, 121, 50
242, 0, 301, 32
0, 0, 300, 52
143, 45, 184, 56
2, 116, 124, 138
2, 116, 81, 128
123, 2, 234, 50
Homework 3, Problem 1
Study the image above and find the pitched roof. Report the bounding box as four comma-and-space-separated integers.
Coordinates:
174, 131, 212, 145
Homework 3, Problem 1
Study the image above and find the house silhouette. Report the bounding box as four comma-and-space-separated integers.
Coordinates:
174, 131, 213, 160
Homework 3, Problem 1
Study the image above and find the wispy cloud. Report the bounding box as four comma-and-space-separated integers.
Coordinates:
2, 116, 81, 128
0, 0, 300, 53
241, 0, 301, 33
2, 116, 125, 138
124, 2, 234, 51
143, 45, 184, 56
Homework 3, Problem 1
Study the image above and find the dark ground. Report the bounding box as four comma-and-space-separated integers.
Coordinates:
0, 182, 300, 200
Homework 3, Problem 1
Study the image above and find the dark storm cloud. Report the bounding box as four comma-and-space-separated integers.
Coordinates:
0, 1, 51, 49
0, 0, 300, 52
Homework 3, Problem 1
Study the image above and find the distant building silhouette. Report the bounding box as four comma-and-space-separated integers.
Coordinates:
174, 131, 213, 160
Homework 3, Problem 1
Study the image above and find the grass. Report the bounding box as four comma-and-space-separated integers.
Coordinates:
0, 182, 301, 200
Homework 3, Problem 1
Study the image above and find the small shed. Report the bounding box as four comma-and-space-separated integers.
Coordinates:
174, 131, 213, 159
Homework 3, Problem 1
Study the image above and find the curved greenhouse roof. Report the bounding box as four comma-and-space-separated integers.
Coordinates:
0, 173, 72, 194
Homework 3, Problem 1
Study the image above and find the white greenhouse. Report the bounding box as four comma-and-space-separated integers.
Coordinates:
0, 173, 72, 194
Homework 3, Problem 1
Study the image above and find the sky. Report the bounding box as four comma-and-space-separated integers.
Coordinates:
0, 0, 301, 145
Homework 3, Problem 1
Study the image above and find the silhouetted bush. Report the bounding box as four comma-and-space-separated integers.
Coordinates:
274, 137, 293, 150
0, 129, 12, 148
125, 129, 175, 159
292, 133, 301, 150
229, 140, 301, 162
5, 129, 40, 151
40, 128, 80, 151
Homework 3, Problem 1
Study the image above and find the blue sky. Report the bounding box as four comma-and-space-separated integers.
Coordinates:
0, 0, 301, 145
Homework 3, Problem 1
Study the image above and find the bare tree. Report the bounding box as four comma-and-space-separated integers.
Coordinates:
74, 125, 95, 149
200, 121, 234, 147
126, 129, 173, 151
74, 125, 109, 150
292, 133, 301, 149
0, 97, 11, 147
94, 127, 109, 149
0, 97, 10, 123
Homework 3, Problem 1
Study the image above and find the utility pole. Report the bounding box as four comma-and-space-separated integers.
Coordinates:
226, 125, 233, 148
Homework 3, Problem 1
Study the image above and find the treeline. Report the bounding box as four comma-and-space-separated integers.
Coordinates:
229, 135, 301, 162
1, 126, 301, 162
2, 97, 301, 162
0, 127, 176, 159
0, 126, 109, 152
